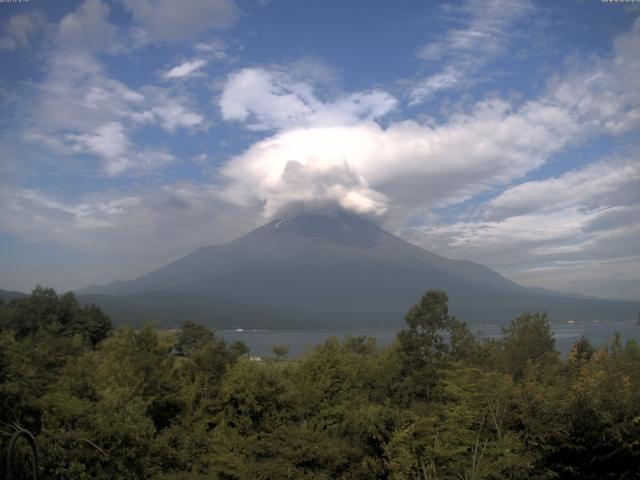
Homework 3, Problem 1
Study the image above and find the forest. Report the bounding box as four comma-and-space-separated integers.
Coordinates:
1, 287, 639, 479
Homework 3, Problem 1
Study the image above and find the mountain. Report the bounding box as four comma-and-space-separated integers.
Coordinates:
0, 289, 29, 302
78, 211, 639, 328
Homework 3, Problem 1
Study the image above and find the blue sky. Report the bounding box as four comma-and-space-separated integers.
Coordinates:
0, 0, 639, 299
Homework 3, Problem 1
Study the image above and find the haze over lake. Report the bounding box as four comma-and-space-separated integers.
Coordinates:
220, 321, 640, 358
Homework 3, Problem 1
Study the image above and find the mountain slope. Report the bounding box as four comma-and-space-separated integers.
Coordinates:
78, 211, 639, 327
0, 289, 29, 302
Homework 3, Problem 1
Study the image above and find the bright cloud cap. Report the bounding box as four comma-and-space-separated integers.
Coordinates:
219, 132, 389, 219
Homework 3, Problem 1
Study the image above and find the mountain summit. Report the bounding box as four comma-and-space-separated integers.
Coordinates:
78, 212, 638, 327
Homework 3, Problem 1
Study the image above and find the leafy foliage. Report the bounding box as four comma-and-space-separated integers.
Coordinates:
0, 286, 111, 346
1, 287, 639, 479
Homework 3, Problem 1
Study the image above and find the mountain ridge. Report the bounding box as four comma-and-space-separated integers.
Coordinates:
79, 211, 524, 296
76, 212, 638, 327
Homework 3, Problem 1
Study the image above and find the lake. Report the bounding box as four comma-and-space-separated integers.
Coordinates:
219, 321, 640, 358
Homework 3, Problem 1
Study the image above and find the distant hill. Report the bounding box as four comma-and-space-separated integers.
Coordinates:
76, 291, 307, 329
0, 289, 28, 302
78, 211, 639, 328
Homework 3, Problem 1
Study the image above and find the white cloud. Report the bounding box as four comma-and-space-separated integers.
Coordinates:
219, 97, 577, 218
220, 67, 397, 130
195, 40, 227, 60
153, 102, 204, 131
0, 183, 256, 288
410, 68, 462, 102
32, 53, 203, 133
411, 0, 535, 102
67, 122, 175, 176
70, 121, 128, 159
413, 207, 602, 252
144, 87, 205, 131
57, 0, 122, 53
0, 12, 46, 50
511, 260, 640, 301
485, 159, 640, 221
257, 159, 388, 218
164, 59, 207, 79
29, 0, 155, 133
418, 0, 533, 62
23, 3, 206, 175
217, 19, 640, 223
545, 17, 640, 135
403, 155, 640, 298
220, 68, 313, 128
120, 0, 237, 43
32, 51, 146, 131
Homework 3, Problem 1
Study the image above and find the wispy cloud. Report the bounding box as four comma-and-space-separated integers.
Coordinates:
56, 0, 124, 53
0, 11, 47, 50
220, 67, 397, 130
195, 40, 227, 59
405, 154, 640, 298
119, 0, 238, 44
411, 0, 535, 103
0, 183, 256, 283
19, 1, 206, 176
66, 122, 176, 176
143, 86, 205, 131
546, 17, 640, 135
164, 59, 207, 79
484, 159, 640, 221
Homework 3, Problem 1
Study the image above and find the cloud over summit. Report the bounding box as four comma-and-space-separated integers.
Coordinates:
216, 18, 640, 231
218, 97, 575, 219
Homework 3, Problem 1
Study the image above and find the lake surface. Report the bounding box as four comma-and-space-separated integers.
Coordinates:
219, 321, 640, 358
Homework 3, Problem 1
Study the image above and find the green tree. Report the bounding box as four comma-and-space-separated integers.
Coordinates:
271, 344, 289, 361
33, 325, 183, 478
343, 335, 377, 355
386, 367, 531, 480
396, 290, 467, 401
502, 312, 558, 380
175, 320, 213, 356
59, 303, 112, 348
569, 335, 596, 363
177, 334, 240, 412
0, 286, 111, 346
217, 359, 292, 436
